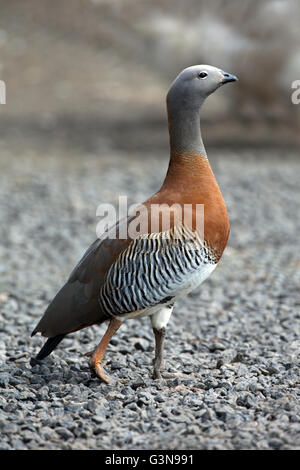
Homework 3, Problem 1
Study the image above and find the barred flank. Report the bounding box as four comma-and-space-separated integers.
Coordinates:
99, 225, 217, 318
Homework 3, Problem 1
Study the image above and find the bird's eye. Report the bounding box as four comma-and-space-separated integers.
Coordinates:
198, 71, 208, 79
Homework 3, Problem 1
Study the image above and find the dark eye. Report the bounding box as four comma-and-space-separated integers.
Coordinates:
198, 71, 208, 79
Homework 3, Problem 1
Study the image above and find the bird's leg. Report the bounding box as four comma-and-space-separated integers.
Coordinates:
89, 317, 122, 384
152, 326, 166, 380
151, 305, 174, 379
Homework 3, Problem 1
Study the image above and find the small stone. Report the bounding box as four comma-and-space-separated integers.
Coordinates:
0, 374, 9, 388
134, 339, 149, 351
205, 378, 219, 389
110, 362, 123, 370
131, 379, 146, 390
268, 439, 283, 449
56, 427, 74, 440
154, 395, 165, 403
127, 402, 138, 411
236, 394, 254, 409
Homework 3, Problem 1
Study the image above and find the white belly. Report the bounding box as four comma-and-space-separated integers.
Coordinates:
172, 262, 217, 300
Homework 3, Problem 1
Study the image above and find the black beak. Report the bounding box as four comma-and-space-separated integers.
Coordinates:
221, 72, 238, 84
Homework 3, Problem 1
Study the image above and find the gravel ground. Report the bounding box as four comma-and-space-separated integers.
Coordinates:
0, 145, 299, 450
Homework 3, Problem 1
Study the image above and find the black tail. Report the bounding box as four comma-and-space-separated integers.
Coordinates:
30, 334, 65, 366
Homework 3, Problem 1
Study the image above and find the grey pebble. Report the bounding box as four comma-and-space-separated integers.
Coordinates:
1, 150, 299, 450
55, 427, 74, 440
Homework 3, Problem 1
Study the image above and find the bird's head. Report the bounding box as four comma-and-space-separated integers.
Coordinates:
167, 64, 238, 110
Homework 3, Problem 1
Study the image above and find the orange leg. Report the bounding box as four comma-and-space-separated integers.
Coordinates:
89, 318, 122, 384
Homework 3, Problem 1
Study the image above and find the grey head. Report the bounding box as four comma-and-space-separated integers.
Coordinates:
167, 65, 238, 155
167, 64, 238, 111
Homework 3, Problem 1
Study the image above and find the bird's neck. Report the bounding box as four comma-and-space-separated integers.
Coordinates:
161, 105, 229, 259
167, 101, 206, 158
164, 101, 212, 191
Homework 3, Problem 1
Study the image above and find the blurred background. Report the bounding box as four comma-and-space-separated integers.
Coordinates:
0, 0, 299, 152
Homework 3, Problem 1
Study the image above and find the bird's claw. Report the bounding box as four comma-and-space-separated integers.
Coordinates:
153, 369, 182, 380
89, 359, 111, 384
153, 369, 162, 380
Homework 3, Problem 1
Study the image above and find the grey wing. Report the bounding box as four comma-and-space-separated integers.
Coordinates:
99, 233, 216, 317
32, 228, 131, 337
